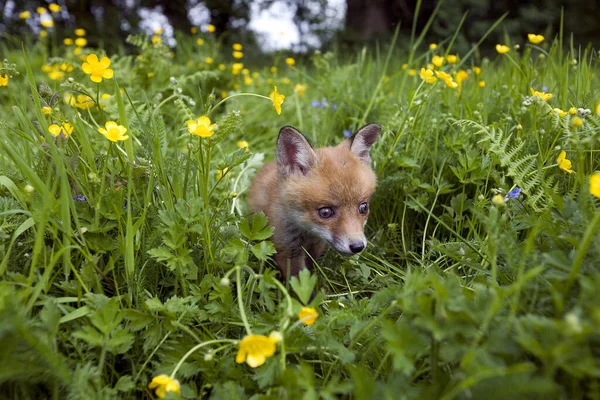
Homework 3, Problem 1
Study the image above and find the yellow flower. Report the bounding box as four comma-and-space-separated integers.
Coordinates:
75, 37, 87, 47
242, 68, 249, 75
269, 86, 285, 115
571, 116, 583, 127
49, 3, 61, 12
37, 7, 47, 14
0, 74, 8, 86
590, 173, 600, 198
408, 69, 417, 76
154, 28, 163, 35
552, 108, 567, 117
19, 11, 31, 19
568, 107, 577, 115
187, 116, 216, 137
492, 194, 505, 206
478, 81, 485, 88
233, 51, 244, 59
237, 140, 249, 152
285, 57, 295, 66
420, 68, 437, 84
298, 307, 318, 326
270, 66, 277, 73
148, 375, 181, 399
216, 167, 229, 180
41, 18, 54, 28
528, 34, 544, 44
431, 55, 444, 68
207, 24, 216, 33
40, 30, 47, 37
191, 27, 198, 34
232, 63, 244, 75
64, 38, 73, 46
252, 71, 260, 79
48, 122, 74, 138
429, 43, 437, 50
232, 43, 243, 51
82, 54, 114, 83
64, 93, 95, 109
280, 77, 291, 85
147, 72, 154, 78
218, 64, 226, 71
235, 332, 281, 368
244, 76, 253, 85
557, 151, 573, 174
42, 106, 52, 115
197, 38, 204, 46
151, 35, 162, 45
496, 44, 510, 54
446, 54, 458, 64
294, 83, 307, 96
75, 28, 86, 36
98, 121, 129, 142
455, 69, 468, 86
47, 67, 64, 81
529, 87, 552, 101
443, 78, 458, 89
401, 63, 408, 70
205, 57, 214, 64
473, 66, 482, 75
221, 91, 228, 98
60, 62, 73, 72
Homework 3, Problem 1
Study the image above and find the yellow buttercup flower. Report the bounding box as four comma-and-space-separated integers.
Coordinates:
39, 30, 47, 38
528, 34, 544, 44
294, 83, 307, 96
64, 38, 73, 46
235, 332, 281, 368
590, 173, 600, 198
571, 116, 583, 127
0, 74, 8, 86
154, 28, 163, 35
237, 140, 249, 152
187, 116, 216, 137
41, 18, 54, 28
232, 63, 244, 75
244, 76, 253, 85
75, 37, 87, 47
49, 3, 61, 12
233, 51, 244, 59
64, 93, 95, 109
98, 121, 129, 142
435, 70, 451, 80
270, 66, 277, 73
216, 167, 229, 180
473, 66, 482, 75
429, 43, 437, 50
207, 24, 216, 33
552, 108, 567, 117
478, 81, 485, 88
557, 151, 573, 174
496, 44, 510, 54
19, 11, 31, 19
568, 107, 577, 115
408, 69, 417, 76
280, 77, 291, 85
37, 7, 47, 14
191, 27, 198, 34
492, 194, 505, 206
420, 68, 437, 84
148, 375, 181, 399
529, 87, 552, 101
196, 38, 204, 46
75, 28, 86, 36
151, 35, 162, 45
232, 43, 243, 51
205, 57, 214, 64
42, 106, 52, 115
285, 57, 295, 66
269, 86, 285, 115
82, 54, 114, 83
446, 54, 458, 64
298, 307, 318, 326
49, 122, 74, 138
218, 64, 226, 71
455, 69, 468, 86
432, 55, 444, 68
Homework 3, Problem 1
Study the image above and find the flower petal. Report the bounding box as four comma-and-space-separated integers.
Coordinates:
86, 54, 98, 64
103, 68, 114, 79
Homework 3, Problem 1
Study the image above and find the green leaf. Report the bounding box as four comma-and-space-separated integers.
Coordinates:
251, 240, 277, 261
106, 327, 134, 354
289, 269, 317, 305
90, 298, 122, 335
72, 325, 104, 347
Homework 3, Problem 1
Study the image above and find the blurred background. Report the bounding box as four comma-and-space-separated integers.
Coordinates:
1, 0, 600, 53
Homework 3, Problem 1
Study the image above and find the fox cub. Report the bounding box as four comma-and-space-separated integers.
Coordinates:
248, 124, 381, 278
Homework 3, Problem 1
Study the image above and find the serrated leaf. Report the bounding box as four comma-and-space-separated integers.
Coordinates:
251, 241, 277, 261
106, 327, 134, 354
72, 325, 104, 347
289, 269, 317, 305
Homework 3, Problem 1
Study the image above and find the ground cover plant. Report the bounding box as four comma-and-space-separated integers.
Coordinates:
1, 5, 600, 400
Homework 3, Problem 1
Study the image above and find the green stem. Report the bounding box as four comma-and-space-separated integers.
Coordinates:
236, 266, 252, 335
170, 339, 237, 378
94, 142, 112, 225
207, 93, 272, 117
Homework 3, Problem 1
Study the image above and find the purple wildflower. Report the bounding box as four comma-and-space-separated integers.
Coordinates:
311, 100, 322, 108
343, 129, 352, 138
505, 187, 521, 200
542, 86, 549, 92
72, 194, 87, 202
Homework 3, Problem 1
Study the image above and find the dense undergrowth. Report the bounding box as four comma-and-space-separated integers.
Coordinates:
1, 7, 600, 400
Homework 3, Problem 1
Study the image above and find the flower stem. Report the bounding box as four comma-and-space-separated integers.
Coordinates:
236, 266, 252, 335
207, 93, 272, 117
170, 339, 237, 378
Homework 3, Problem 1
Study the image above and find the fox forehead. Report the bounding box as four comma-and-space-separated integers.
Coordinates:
282, 145, 377, 207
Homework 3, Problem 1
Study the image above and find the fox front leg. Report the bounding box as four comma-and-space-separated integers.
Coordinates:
275, 252, 309, 279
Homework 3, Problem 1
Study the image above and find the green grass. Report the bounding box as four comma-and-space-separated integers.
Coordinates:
1, 19, 600, 400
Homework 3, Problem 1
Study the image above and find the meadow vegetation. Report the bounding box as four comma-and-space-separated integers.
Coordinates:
1, 5, 600, 400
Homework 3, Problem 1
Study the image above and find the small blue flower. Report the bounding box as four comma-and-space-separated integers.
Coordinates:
72, 194, 87, 202
332, 104, 338, 111
505, 187, 521, 200
311, 100, 322, 108
542, 86, 549, 92
343, 129, 352, 138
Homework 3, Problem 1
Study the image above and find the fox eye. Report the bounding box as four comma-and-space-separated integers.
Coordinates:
358, 202, 369, 215
318, 207, 334, 219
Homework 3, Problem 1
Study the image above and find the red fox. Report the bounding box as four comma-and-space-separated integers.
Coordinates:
248, 124, 381, 278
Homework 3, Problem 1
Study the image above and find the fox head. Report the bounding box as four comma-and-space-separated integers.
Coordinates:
277, 124, 381, 255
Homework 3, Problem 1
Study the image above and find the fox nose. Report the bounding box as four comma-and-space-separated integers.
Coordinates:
349, 242, 365, 254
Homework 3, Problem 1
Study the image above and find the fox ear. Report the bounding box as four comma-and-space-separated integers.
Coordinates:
346, 123, 381, 164
277, 126, 317, 177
